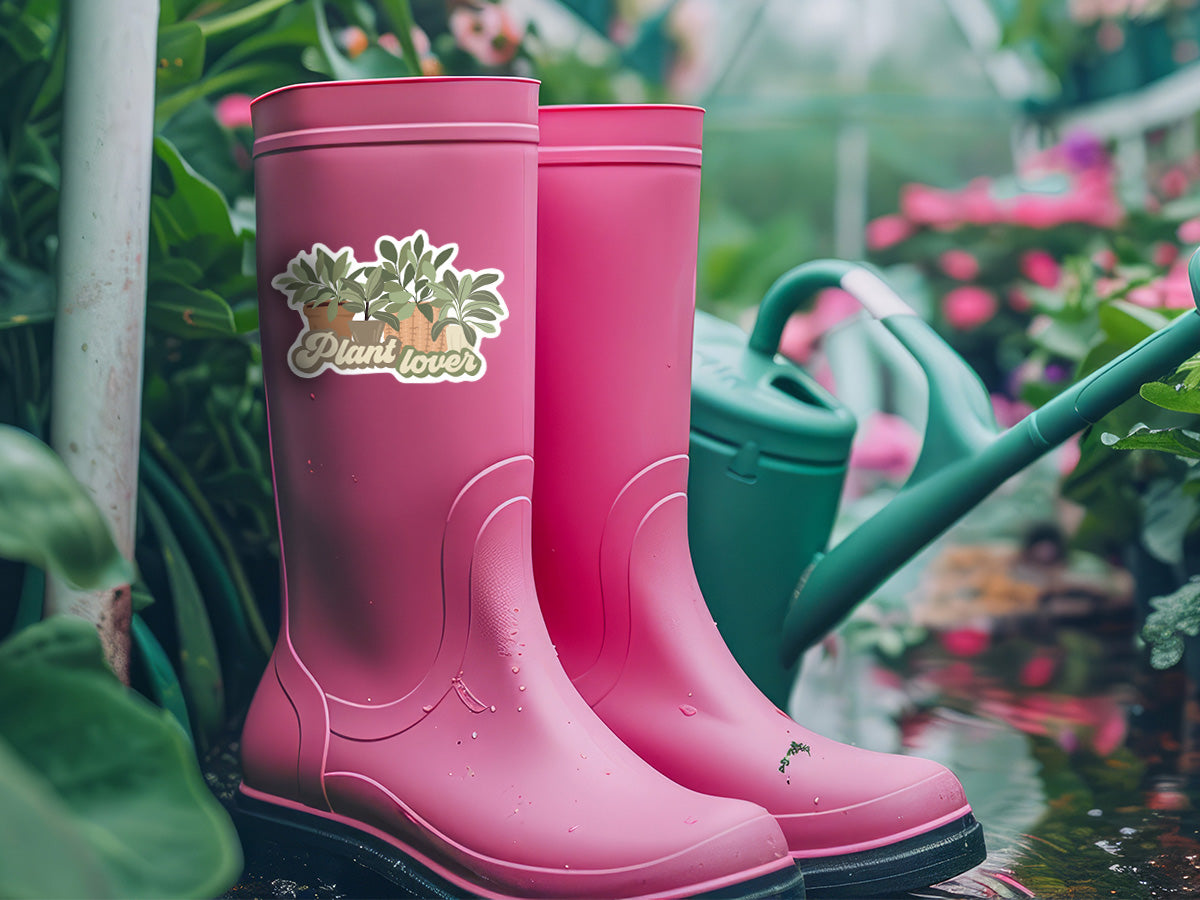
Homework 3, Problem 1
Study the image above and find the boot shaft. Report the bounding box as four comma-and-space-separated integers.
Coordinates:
253, 77, 539, 702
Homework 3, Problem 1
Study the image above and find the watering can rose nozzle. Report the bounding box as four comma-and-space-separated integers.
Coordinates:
777, 252, 1200, 668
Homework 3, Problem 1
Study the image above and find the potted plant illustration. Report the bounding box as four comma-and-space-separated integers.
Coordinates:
273, 246, 361, 340
429, 267, 506, 349
376, 233, 455, 352
337, 263, 411, 345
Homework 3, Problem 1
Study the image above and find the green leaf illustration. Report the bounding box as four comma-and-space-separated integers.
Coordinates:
434, 245, 456, 270
472, 271, 500, 289
380, 239, 399, 264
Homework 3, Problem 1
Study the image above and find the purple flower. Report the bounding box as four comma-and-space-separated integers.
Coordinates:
1061, 130, 1108, 172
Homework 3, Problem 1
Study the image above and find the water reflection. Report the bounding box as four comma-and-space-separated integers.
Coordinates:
791, 585, 1200, 898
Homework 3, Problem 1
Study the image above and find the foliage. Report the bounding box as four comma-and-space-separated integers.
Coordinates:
1141, 576, 1200, 668
0, 423, 238, 898
0, 425, 133, 590
0, 616, 241, 899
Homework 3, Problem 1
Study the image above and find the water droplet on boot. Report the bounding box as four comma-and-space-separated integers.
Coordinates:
309, 393, 316, 400
519, 685, 526, 691
511, 666, 520, 674
490, 705, 496, 712
517, 706, 523, 711
471, 731, 478, 739
679, 704, 698, 716
422, 704, 433, 712
813, 797, 820, 805
684, 816, 698, 825
580, 752, 587, 759
351, 474, 359, 483
568, 825, 580, 833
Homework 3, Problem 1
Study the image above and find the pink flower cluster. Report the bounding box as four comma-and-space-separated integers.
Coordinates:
892, 168, 1123, 236
867, 133, 1122, 250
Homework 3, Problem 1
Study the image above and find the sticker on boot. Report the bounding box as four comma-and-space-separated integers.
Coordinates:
272, 230, 508, 383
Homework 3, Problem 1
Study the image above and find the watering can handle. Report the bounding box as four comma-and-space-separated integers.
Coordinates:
748, 260, 1000, 478
777, 252, 1200, 666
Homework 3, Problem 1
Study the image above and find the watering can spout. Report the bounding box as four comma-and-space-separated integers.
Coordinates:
778, 250, 1200, 667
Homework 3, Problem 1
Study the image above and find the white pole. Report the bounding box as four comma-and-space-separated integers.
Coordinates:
48, 0, 159, 682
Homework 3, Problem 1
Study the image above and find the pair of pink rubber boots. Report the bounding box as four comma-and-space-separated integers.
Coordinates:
239, 78, 984, 899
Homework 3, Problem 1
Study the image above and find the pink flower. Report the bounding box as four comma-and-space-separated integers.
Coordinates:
991, 393, 1033, 428
939, 249, 980, 281
339, 25, 368, 58
848, 412, 920, 482
1007, 287, 1033, 312
1097, 20, 1125, 52
449, 3, 522, 66
1159, 167, 1190, 200
865, 215, 914, 250
1160, 261, 1196, 308
1126, 285, 1161, 308
940, 627, 990, 657
1019, 653, 1057, 687
900, 183, 960, 228
1177, 217, 1200, 244
214, 93, 253, 129
1092, 248, 1117, 272
961, 178, 1003, 225
1019, 249, 1061, 288
1152, 242, 1180, 267
1058, 434, 1081, 477
942, 286, 997, 330
778, 289, 860, 364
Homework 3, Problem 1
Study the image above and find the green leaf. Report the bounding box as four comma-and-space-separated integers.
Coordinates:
443, 268, 460, 295
379, 239, 399, 265
140, 491, 225, 752
155, 22, 205, 95
0, 257, 55, 328
430, 317, 453, 341
341, 299, 365, 315
0, 617, 241, 898
131, 612, 193, 743
1143, 578, 1200, 669
374, 311, 400, 330
468, 308, 498, 322
429, 283, 455, 302
472, 271, 500, 289
460, 271, 474, 296
1140, 380, 1200, 415
461, 322, 478, 346
0, 426, 133, 590
326, 301, 339, 321
298, 258, 317, 282
416, 302, 434, 323
148, 280, 237, 338
468, 289, 501, 305
434, 245, 456, 270
473, 321, 498, 335
414, 232, 425, 258
402, 261, 416, 285
419, 258, 436, 281
1102, 425, 1200, 460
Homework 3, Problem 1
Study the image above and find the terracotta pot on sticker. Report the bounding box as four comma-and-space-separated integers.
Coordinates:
302, 301, 354, 338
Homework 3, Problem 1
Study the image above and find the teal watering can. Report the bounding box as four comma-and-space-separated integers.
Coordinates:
688, 253, 1200, 708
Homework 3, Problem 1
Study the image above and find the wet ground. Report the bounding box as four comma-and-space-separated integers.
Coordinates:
208, 514, 1200, 898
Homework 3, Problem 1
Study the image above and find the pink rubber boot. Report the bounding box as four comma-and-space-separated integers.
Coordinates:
238, 78, 804, 900
532, 104, 986, 898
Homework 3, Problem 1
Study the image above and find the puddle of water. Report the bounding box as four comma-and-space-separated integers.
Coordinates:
791, 604, 1200, 898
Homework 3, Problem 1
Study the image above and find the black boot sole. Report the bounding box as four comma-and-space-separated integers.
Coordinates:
795, 812, 986, 897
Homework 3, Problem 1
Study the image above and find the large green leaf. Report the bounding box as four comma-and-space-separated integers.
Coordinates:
0, 426, 133, 590
1102, 424, 1200, 460
155, 22, 206, 95
148, 278, 238, 337
0, 616, 241, 898
1140, 380, 1200, 415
